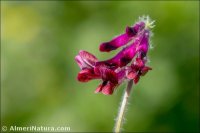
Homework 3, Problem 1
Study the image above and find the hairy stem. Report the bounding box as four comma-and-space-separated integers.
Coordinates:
114, 80, 133, 133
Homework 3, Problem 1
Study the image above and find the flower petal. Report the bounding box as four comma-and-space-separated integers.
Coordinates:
75, 55, 85, 69
95, 84, 103, 93
126, 26, 137, 37
116, 69, 126, 83
135, 58, 145, 68
79, 50, 98, 66
126, 21, 145, 36
77, 69, 100, 82
95, 81, 107, 93
137, 30, 149, 54
101, 82, 116, 95
141, 66, 152, 76
94, 65, 118, 84
133, 21, 145, 33
99, 33, 131, 52
127, 71, 138, 79
133, 75, 140, 84
97, 43, 137, 68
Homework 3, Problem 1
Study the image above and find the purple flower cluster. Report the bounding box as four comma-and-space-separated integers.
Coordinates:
75, 17, 154, 95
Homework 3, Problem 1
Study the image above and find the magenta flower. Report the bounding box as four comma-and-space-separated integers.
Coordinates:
75, 16, 154, 95
99, 21, 145, 52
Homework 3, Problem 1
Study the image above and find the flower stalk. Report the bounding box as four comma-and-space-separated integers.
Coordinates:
114, 80, 133, 133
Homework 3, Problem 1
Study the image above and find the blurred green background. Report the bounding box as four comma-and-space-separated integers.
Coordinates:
1, 1, 199, 132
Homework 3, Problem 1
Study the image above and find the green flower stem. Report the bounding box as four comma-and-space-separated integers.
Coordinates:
114, 80, 133, 133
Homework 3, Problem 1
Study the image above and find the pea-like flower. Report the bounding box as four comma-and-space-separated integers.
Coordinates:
75, 16, 154, 95
75, 50, 125, 95
99, 21, 145, 52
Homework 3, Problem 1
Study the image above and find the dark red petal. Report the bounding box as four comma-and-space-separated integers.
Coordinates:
133, 75, 140, 84
116, 43, 137, 67
135, 58, 145, 68
77, 69, 100, 82
79, 50, 98, 67
119, 55, 133, 67
126, 21, 145, 37
116, 69, 126, 83
127, 71, 138, 79
126, 26, 137, 37
94, 65, 118, 84
95, 61, 118, 70
104, 69, 118, 84
131, 64, 140, 71
141, 66, 152, 76
97, 43, 137, 68
95, 81, 108, 93
95, 85, 102, 93
102, 82, 116, 95
99, 42, 118, 52
99, 33, 131, 52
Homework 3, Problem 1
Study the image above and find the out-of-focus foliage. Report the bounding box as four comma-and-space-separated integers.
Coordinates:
1, 1, 199, 132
